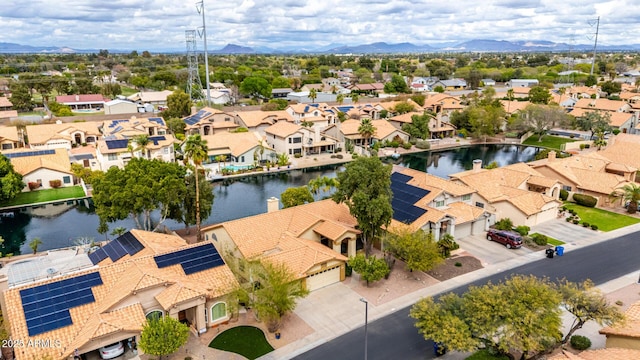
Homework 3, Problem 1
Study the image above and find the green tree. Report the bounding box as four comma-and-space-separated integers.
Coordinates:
281, 186, 314, 208
556, 279, 623, 346
110, 227, 127, 237
402, 114, 431, 140
410, 275, 563, 359
585, 75, 597, 87
28, 237, 42, 254
132, 134, 150, 159
139, 316, 189, 360
332, 156, 392, 256
308, 176, 339, 201
163, 90, 192, 119
240, 76, 272, 100
611, 182, 640, 214
393, 101, 416, 114
308, 88, 318, 103
166, 117, 186, 136
92, 158, 187, 231
9, 83, 34, 111
271, 76, 291, 88
357, 118, 376, 149
383, 74, 410, 94
183, 134, 209, 241
385, 229, 443, 272
0, 154, 25, 202
411, 94, 426, 106
351, 93, 359, 104
348, 254, 389, 287
600, 80, 622, 95
518, 104, 570, 141
169, 172, 214, 234
576, 110, 612, 139
253, 261, 309, 332
484, 161, 499, 169
336, 93, 344, 105
528, 85, 552, 104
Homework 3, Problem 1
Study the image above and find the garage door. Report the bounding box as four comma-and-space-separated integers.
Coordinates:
306, 265, 341, 291
471, 219, 486, 235
455, 223, 472, 238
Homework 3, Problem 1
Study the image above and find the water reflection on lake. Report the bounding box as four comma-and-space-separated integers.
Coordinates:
0, 144, 540, 254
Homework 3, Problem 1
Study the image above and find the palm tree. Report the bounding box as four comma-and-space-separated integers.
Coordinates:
308, 88, 317, 103
612, 183, 640, 214
29, 237, 43, 254
110, 227, 127, 237
214, 154, 227, 173
358, 118, 376, 150
336, 93, 344, 105
133, 134, 150, 159
506, 88, 514, 114
351, 93, 359, 104
558, 87, 566, 106
308, 176, 339, 201
184, 134, 209, 241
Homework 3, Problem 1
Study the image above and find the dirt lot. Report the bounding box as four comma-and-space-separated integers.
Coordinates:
426, 254, 484, 281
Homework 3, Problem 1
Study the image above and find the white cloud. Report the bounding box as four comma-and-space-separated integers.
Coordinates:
0, 0, 637, 51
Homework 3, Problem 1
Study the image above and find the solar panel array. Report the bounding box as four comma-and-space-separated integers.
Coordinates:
105, 139, 129, 150
390, 172, 430, 224
20, 272, 103, 336
88, 231, 145, 265
149, 117, 165, 126
154, 243, 224, 275
337, 106, 353, 113
149, 136, 166, 145
3, 149, 56, 159
184, 110, 212, 126
108, 119, 128, 128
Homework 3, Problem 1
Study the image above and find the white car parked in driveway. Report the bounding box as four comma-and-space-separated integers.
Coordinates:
99, 341, 124, 359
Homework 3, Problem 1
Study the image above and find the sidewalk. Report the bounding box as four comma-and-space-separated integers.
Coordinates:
259, 221, 640, 360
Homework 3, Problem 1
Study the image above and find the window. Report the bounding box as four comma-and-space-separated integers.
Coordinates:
562, 185, 572, 191
475, 202, 485, 208
211, 302, 227, 322
292, 137, 302, 144
293, 148, 302, 154
146, 310, 164, 321
63, 176, 71, 184
107, 154, 118, 161
462, 194, 471, 201
435, 200, 445, 207
2, 143, 13, 150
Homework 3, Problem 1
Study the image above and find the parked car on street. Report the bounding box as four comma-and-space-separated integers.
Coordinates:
99, 341, 124, 359
486, 229, 523, 249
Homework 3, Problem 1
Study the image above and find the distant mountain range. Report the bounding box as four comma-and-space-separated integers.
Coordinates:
2, 39, 640, 54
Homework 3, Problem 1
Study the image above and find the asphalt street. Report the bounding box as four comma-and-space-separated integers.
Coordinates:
293, 231, 640, 360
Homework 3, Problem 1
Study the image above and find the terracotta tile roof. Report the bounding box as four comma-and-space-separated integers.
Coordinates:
5, 238, 238, 360
569, 108, 634, 127
0, 110, 18, 119
569, 85, 599, 96
444, 202, 485, 224
376, 100, 421, 112
235, 110, 294, 128
101, 116, 167, 136
388, 206, 447, 232
127, 90, 174, 103
202, 131, 263, 158
25, 122, 102, 145
389, 112, 422, 124
574, 98, 630, 112
601, 134, 640, 169
550, 348, 640, 360
339, 119, 407, 139
600, 300, 640, 338
265, 121, 303, 138
500, 100, 532, 113
95, 229, 188, 266
8, 148, 72, 175
423, 93, 464, 110
618, 91, 640, 101
0, 96, 12, 107
313, 220, 356, 240
56, 94, 108, 104
155, 282, 203, 309
0, 125, 19, 142
527, 175, 558, 188
397, 166, 475, 197
96, 133, 176, 155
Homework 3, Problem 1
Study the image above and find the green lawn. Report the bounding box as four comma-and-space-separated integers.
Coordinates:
564, 203, 640, 232
120, 86, 138, 96
523, 135, 576, 150
209, 326, 274, 360
466, 349, 510, 360
0, 186, 86, 207
530, 233, 565, 246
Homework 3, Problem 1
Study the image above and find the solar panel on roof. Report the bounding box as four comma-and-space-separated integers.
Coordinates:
154, 243, 224, 275
20, 272, 103, 336
117, 232, 144, 256
88, 247, 108, 264
149, 117, 165, 126
105, 139, 129, 150
390, 171, 431, 224
103, 239, 128, 262
149, 136, 166, 145
3, 149, 56, 159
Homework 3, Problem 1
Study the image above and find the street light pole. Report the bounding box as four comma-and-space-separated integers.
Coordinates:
360, 298, 368, 360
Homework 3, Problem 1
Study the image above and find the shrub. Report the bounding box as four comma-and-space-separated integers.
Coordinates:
514, 225, 530, 236
336, 154, 343, 159
573, 219, 580, 224
458, 129, 468, 138
569, 209, 577, 215
494, 218, 514, 231
573, 193, 597, 207
570, 335, 592, 350
345, 263, 353, 277
505, 132, 518, 138
294, 153, 302, 158
591, 224, 598, 230
561, 205, 567, 211
612, 129, 621, 135
566, 217, 572, 222
49, 179, 62, 188
454, 262, 462, 267
415, 139, 430, 150
559, 189, 569, 201
582, 222, 590, 227
580, 143, 586, 150
584, 144, 590, 149
531, 233, 548, 246
28, 182, 40, 191
402, 142, 412, 149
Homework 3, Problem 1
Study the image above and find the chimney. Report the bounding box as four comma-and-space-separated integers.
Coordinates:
548, 151, 556, 162
267, 197, 280, 213
472, 159, 482, 172
75, 95, 80, 101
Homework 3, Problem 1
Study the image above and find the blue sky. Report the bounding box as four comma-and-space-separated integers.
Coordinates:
0, 0, 637, 51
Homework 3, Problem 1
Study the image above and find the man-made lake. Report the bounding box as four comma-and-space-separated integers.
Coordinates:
0, 144, 540, 255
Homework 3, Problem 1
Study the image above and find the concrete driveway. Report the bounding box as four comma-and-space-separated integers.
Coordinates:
456, 234, 535, 267
530, 218, 601, 246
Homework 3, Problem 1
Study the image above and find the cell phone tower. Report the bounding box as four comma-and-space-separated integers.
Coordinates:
186, 30, 204, 102
589, 16, 600, 76
196, 0, 211, 105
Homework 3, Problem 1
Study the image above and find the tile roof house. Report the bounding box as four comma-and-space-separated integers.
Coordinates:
423, 93, 465, 114
500, 100, 533, 115
324, 119, 410, 148
573, 98, 631, 113
182, 107, 238, 136
26, 121, 102, 150
433, 79, 467, 90
0, 230, 238, 360
548, 348, 640, 360
387, 112, 456, 139
5, 148, 76, 191
235, 110, 294, 135
95, 133, 176, 171
0, 125, 21, 151
202, 131, 274, 170
450, 160, 562, 227
127, 90, 174, 109
568, 108, 636, 134
55, 94, 109, 111
203, 199, 355, 291
527, 151, 636, 208
0, 96, 18, 120
387, 166, 492, 240
599, 300, 640, 350
600, 133, 640, 171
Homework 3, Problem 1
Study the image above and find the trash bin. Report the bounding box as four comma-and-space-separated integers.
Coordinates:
433, 342, 447, 356
555, 246, 564, 256
546, 248, 554, 258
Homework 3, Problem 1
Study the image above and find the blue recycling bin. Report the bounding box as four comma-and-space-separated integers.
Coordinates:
556, 246, 564, 256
